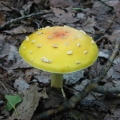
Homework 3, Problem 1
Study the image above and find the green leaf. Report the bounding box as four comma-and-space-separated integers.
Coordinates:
5, 94, 22, 115
72, 8, 83, 11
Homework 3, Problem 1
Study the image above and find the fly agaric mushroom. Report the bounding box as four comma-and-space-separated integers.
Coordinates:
19, 26, 98, 90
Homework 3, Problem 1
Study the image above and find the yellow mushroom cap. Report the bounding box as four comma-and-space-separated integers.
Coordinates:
19, 26, 98, 73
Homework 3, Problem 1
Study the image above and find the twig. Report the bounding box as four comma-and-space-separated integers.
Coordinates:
0, 81, 9, 94
32, 39, 120, 120
34, 19, 44, 29
93, 86, 120, 94
98, 0, 113, 9
0, 10, 51, 31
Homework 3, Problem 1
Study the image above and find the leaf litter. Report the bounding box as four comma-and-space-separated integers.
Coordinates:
9, 84, 48, 120
0, 0, 120, 119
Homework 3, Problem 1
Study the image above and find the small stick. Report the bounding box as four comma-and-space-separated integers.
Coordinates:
93, 86, 120, 94
0, 81, 9, 94
0, 11, 51, 31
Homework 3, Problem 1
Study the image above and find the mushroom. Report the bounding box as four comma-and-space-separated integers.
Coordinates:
19, 26, 98, 91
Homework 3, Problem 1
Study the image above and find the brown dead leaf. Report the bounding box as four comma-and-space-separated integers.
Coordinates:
92, 1, 114, 32
77, 13, 85, 19
80, 0, 93, 7
107, 67, 120, 80
113, 80, 120, 87
0, 1, 11, 11
14, 77, 30, 93
24, 68, 40, 76
9, 84, 48, 120
93, 1, 112, 14
50, 0, 80, 8
108, 30, 120, 43
34, 0, 41, 4
0, 11, 5, 26
114, 56, 120, 64
64, 71, 84, 85
74, 79, 90, 92
24, 69, 51, 84
25, 74, 32, 83
44, 87, 64, 109
0, 42, 20, 63
113, 63, 120, 80
47, 7, 78, 24
4, 25, 35, 34
24, 69, 39, 82
104, 109, 120, 120
104, 0, 119, 7
9, 59, 31, 69
82, 16, 96, 33
50, 0, 70, 8
98, 50, 109, 59
113, 1, 120, 23
0, 34, 6, 51
34, 71, 51, 84
0, 41, 32, 68
22, 1, 33, 14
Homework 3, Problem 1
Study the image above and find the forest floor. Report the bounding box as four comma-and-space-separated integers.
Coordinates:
0, 0, 120, 120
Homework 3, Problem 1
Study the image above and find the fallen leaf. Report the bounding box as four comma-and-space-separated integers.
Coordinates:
4, 25, 35, 34
113, 56, 120, 64
25, 68, 40, 76
34, 71, 51, 84
0, 34, 6, 51
74, 79, 90, 92
104, 109, 120, 120
77, 13, 85, 19
14, 77, 30, 93
109, 30, 120, 43
107, 66, 120, 80
104, 0, 119, 7
34, 0, 41, 4
9, 84, 48, 120
8, 70, 24, 78
0, 1, 11, 11
85, 93, 96, 101
46, 7, 78, 24
92, 1, 114, 32
98, 51, 109, 58
113, 80, 120, 87
44, 87, 64, 109
82, 16, 96, 33
7, 45, 20, 62
113, 1, 120, 23
0, 11, 5, 26
24, 69, 51, 84
93, 1, 112, 14
22, 1, 34, 14
5, 94, 22, 114
104, 0, 120, 23
64, 71, 84, 85
0, 42, 22, 68
50, 0, 70, 8
9, 59, 31, 69
0, 42, 20, 62
107, 68, 114, 78
24, 68, 40, 82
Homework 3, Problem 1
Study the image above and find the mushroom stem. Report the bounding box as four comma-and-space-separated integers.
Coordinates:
51, 73, 63, 89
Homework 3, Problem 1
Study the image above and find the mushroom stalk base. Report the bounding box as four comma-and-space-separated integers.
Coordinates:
51, 73, 63, 89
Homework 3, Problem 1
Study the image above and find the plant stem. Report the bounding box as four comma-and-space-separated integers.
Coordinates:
51, 73, 63, 89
